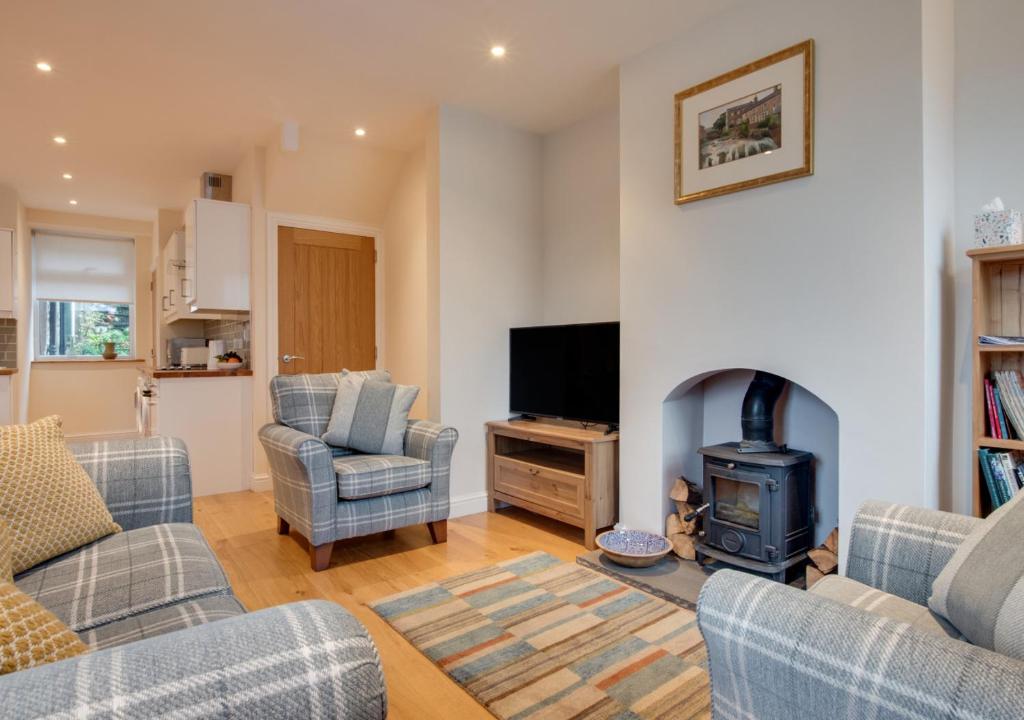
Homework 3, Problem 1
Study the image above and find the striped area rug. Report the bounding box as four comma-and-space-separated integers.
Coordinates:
370, 551, 710, 719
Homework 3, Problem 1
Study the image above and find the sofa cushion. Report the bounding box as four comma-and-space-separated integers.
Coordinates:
14, 523, 231, 632
323, 377, 418, 455
811, 575, 960, 639
335, 455, 431, 500
270, 369, 391, 436
930, 490, 1024, 658
80, 594, 246, 651
0, 416, 121, 575
1, 520, 87, 674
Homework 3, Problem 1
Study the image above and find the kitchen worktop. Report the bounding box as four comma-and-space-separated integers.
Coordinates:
0, 367, 17, 375
147, 368, 253, 378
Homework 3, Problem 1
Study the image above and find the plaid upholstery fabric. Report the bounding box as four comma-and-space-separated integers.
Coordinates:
69, 436, 192, 531
81, 594, 246, 651
334, 455, 430, 500
0, 600, 388, 719
14, 523, 231, 632
270, 370, 391, 437
846, 500, 980, 605
697, 569, 1024, 720
260, 423, 337, 546
260, 418, 456, 546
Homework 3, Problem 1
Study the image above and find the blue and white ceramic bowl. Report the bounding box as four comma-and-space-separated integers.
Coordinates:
596, 528, 672, 567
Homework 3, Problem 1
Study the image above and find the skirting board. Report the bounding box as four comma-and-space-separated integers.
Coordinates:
250, 473, 272, 492
65, 430, 142, 443
450, 491, 489, 518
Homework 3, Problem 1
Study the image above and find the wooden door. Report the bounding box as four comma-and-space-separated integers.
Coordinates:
277, 227, 375, 375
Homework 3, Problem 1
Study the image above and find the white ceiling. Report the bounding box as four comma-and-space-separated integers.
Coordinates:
0, 0, 731, 220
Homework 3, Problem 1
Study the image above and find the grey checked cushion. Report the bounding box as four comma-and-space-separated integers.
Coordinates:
322, 376, 418, 455
811, 575, 960, 639
930, 491, 1024, 658
334, 455, 431, 500
270, 370, 391, 437
81, 594, 246, 651
0, 600, 387, 720
14, 522, 231, 632
69, 436, 192, 531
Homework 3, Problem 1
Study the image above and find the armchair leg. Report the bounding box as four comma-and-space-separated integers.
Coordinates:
310, 542, 334, 572
277, 517, 290, 536
427, 520, 447, 544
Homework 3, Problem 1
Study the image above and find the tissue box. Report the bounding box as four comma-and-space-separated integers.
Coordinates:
975, 210, 1023, 247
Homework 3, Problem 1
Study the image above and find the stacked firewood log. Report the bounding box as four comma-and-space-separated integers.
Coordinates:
665, 478, 703, 560
805, 527, 839, 588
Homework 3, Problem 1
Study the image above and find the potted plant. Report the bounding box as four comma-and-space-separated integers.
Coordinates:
101, 334, 118, 360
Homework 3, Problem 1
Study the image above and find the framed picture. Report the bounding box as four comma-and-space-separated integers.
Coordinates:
674, 39, 814, 204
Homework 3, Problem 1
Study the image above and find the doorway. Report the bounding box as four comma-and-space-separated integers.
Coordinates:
276, 226, 376, 375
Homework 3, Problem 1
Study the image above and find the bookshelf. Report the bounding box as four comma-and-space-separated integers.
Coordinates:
968, 244, 1024, 516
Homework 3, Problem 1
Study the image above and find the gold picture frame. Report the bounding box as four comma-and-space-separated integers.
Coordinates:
674, 39, 814, 205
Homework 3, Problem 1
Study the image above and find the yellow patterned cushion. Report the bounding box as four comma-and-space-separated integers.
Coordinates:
0, 416, 120, 575
0, 519, 87, 674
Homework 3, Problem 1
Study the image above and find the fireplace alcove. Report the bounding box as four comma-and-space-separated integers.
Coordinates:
662, 368, 839, 547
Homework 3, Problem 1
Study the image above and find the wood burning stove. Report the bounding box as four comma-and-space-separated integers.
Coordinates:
689, 371, 815, 582
695, 443, 813, 582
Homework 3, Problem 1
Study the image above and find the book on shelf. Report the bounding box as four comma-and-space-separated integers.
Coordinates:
979, 335, 1024, 345
978, 448, 1024, 508
992, 370, 1024, 439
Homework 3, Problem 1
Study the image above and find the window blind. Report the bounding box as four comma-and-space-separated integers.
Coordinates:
33, 233, 135, 304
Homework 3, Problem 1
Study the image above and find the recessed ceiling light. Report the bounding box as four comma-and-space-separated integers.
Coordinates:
36, 61, 52, 73
354, 127, 366, 137
68, 199, 78, 206
61, 172, 73, 180
53, 135, 67, 145
490, 45, 506, 58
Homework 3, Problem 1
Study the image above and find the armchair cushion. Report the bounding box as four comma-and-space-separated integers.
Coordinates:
322, 376, 418, 455
270, 369, 390, 437
810, 575, 960, 639
81, 594, 245, 651
14, 523, 231, 633
930, 491, 1024, 658
334, 455, 431, 500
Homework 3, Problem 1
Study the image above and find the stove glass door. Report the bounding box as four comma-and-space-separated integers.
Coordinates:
711, 474, 760, 530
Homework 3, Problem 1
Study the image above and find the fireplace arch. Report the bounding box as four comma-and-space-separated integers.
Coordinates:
661, 368, 839, 547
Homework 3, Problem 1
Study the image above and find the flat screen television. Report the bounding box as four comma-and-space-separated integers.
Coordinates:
509, 321, 619, 425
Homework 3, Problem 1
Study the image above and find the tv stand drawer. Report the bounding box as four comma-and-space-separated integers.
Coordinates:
493, 456, 583, 520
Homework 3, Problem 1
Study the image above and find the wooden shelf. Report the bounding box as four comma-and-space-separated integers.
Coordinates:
976, 437, 1024, 451
497, 448, 585, 476
978, 345, 1024, 353
966, 244, 1024, 262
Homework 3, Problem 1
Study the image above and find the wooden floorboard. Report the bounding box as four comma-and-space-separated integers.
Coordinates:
194, 491, 588, 720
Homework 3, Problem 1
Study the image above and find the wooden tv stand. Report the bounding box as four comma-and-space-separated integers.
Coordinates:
485, 420, 618, 550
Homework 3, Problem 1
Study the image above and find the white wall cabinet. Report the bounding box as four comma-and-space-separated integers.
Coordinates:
0, 229, 14, 316
183, 199, 250, 313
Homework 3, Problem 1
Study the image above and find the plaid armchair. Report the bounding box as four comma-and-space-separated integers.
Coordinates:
697, 501, 1024, 719
1, 437, 387, 719
260, 372, 458, 571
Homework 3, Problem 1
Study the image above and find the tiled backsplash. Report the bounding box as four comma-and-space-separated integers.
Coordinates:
0, 318, 15, 368
203, 318, 249, 357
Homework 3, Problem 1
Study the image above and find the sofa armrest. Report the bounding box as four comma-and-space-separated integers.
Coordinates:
404, 419, 458, 497
846, 500, 981, 605
0, 600, 386, 720
259, 423, 337, 545
69, 436, 192, 531
697, 570, 1024, 720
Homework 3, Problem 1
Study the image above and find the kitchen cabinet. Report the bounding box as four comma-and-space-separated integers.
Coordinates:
0, 374, 11, 425
183, 199, 250, 313
0, 228, 14, 316
161, 230, 184, 320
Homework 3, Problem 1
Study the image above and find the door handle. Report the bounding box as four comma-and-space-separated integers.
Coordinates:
168, 289, 175, 306
161, 296, 169, 311
282, 354, 305, 364
181, 278, 190, 297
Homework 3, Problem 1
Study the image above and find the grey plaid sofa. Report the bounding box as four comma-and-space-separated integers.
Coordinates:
1, 436, 387, 720
697, 500, 1024, 720
260, 372, 458, 571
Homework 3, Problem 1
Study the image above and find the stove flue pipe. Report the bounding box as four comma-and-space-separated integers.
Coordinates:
739, 371, 786, 452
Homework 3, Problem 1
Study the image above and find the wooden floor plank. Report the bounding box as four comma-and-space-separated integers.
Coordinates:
194, 491, 588, 720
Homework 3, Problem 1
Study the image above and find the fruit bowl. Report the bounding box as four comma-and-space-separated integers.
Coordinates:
595, 529, 672, 568
217, 362, 245, 371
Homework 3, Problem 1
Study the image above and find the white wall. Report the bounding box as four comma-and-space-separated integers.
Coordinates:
383, 146, 430, 418
952, 0, 1024, 514
619, 0, 940, 557
437, 105, 544, 514
541, 109, 620, 324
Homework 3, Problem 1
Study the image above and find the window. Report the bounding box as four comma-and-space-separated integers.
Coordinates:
32, 233, 135, 359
